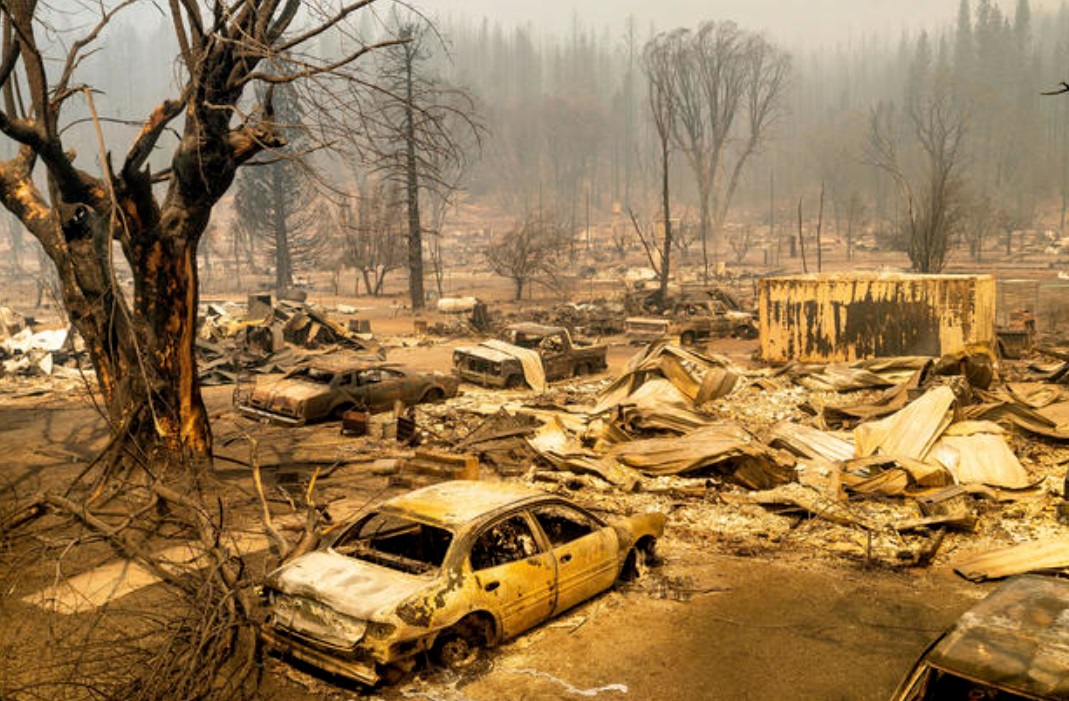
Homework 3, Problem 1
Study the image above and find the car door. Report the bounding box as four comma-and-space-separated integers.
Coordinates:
538, 334, 571, 380
467, 513, 558, 639
368, 368, 406, 410
335, 370, 365, 410
530, 503, 619, 615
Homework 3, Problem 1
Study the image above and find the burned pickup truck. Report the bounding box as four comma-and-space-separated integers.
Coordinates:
453, 323, 608, 390
625, 289, 758, 346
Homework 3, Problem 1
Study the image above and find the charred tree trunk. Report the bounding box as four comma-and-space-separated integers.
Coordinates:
272, 166, 292, 293
0, 151, 212, 462
658, 137, 673, 306
404, 44, 426, 311
698, 176, 712, 283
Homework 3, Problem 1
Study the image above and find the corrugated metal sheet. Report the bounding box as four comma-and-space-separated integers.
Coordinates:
953, 539, 1069, 581
759, 273, 996, 363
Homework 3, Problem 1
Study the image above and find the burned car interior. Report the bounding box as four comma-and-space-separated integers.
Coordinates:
532, 504, 599, 546
470, 515, 539, 570
290, 366, 336, 383
333, 513, 453, 575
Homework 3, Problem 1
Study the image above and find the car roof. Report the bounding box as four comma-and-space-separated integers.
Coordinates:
381, 480, 549, 528
925, 575, 1069, 698
296, 354, 395, 373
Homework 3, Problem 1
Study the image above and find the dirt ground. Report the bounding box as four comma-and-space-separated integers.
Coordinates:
0, 292, 1008, 701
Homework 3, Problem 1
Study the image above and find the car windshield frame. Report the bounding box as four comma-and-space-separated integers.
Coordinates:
330, 510, 455, 575
285, 366, 337, 384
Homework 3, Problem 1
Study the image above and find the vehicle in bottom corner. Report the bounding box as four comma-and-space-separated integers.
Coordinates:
260, 480, 666, 686
889, 574, 1069, 701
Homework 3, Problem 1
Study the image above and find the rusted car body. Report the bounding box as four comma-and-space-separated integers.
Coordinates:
235, 354, 459, 425
453, 323, 608, 389
624, 296, 758, 346
260, 481, 665, 685
890, 575, 1069, 700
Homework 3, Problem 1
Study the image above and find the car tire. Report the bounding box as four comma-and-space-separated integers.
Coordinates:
331, 403, 354, 420
433, 615, 490, 670
680, 331, 696, 346
618, 537, 659, 583
420, 387, 445, 403
735, 325, 758, 340
504, 374, 524, 389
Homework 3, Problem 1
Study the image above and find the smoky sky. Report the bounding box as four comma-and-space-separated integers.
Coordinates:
431, 0, 1064, 49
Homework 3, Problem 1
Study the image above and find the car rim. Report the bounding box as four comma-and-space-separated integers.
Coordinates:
439, 635, 478, 668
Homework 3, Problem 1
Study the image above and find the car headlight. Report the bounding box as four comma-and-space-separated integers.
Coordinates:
365, 621, 396, 639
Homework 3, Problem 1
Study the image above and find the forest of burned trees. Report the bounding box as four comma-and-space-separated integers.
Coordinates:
12, 0, 1066, 288
448, 0, 1062, 262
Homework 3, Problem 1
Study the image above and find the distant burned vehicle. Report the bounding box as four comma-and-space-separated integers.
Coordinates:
452, 323, 608, 389
890, 575, 1069, 701
625, 289, 757, 345
260, 480, 665, 686
235, 355, 459, 425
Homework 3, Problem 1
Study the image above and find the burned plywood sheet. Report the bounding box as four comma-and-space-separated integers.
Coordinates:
758, 273, 995, 363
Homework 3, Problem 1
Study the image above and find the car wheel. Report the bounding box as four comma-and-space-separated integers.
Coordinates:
331, 403, 354, 420
618, 537, 659, 583
433, 615, 490, 670
735, 325, 758, 340
504, 374, 524, 389
420, 387, 445, 403
680, 331, 696, 346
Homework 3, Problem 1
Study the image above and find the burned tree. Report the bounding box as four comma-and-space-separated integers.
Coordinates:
0, 2, 397, 461
485, 213, 570, 301
367, 18, 481, 311
330, 174, 407, 296
866, 38, 968, 274
233, 83, 326, 297
651, 22, 789, 279
0, 2, 400, 698
641, 32, 678, 310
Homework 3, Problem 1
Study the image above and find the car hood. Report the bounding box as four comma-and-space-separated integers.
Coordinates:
454, 344, 517, 363
268, 550, 430, 621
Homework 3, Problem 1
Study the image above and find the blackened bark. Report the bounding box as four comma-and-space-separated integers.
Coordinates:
404, 44, 425, 311
658, 137, 673, 306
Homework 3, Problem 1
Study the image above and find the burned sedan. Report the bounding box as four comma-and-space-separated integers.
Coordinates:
235, 354, 459, 425
890, 575, 1069, 701
260, 480, 665, 686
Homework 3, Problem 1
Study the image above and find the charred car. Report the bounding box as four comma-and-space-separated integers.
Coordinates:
452, 323, 608, 389
260, 480, 665, 685
234, 354, 459, 425
624, 290, 758, 346
890, 575, 1069, 700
